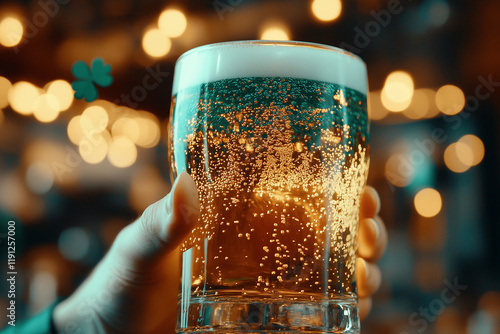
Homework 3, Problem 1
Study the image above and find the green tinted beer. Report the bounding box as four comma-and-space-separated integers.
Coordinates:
169, 41, 369, 333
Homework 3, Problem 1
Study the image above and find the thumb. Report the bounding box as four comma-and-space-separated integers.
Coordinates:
114, 171, 200, 267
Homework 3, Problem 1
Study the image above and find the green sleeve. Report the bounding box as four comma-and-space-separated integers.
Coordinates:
0, 299, 61, 334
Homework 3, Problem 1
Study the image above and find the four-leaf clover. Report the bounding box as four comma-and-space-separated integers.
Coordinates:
71, 58, 113, 102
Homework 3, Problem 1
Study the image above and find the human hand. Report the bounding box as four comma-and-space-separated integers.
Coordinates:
53, 171, 200, 334
357, 186, 388, 319
53, 173, 387, 333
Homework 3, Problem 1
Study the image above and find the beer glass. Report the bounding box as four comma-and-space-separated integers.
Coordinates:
169, 41, 369, 333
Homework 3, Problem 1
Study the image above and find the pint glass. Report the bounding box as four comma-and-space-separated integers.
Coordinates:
169, 41, 369, 333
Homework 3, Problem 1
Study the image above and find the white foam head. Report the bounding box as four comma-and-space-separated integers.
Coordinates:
172, 41, 367, 95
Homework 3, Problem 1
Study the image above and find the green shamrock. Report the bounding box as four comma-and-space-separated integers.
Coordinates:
71, 58, 113, 102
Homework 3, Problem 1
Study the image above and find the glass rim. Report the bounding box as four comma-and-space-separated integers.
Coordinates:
176, 40, 366, 66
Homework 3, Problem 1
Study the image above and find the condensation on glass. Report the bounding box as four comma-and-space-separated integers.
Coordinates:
169, 41, 369, 333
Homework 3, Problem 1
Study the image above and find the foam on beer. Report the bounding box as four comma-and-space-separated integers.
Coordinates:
172, 41, 368, 96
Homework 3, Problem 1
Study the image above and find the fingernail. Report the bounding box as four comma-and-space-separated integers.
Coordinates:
368, 218, 380, 241
374, 191, 381, 215
369, 187, 381, 215
172, 171, 200, 226
357, 257, 369, 279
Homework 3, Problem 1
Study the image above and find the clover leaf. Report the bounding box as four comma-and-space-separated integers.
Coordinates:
71, 58, 113, 102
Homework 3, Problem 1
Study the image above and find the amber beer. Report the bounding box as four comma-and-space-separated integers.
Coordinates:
169, 41, 369, 333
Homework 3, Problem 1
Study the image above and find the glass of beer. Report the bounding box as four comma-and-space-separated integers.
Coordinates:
169, 41, 369, 333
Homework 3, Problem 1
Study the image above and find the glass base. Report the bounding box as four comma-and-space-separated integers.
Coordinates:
177, 295, 359, 333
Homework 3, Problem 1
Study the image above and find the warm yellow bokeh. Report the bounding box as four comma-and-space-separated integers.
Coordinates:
81, 106, 109, 133
311, 0, 342, 22
67, 116, 85, 145
421, 89, 440, 118
458, 134, 485, 166
0, 17, 23, 47
112, 117, 140, 143
0, 76, 12, 108
129, 165, 170, 213
8, 81, 40, 115
158, 9, 187, 38
46, 80, 74, 111
444, 142, 470, 173
25, 162, 54, 195
414, 188, 442, 218
403, 89, 431, 120
385, 153, 413, 187
368, 91, 389, 120
454, 141, 474, 166
108, 136, 137, 168
381, 71, 414, 112
135, 112, 160, 148
142, 28, 171, 58
260, 22, 290, 40
79, 132, 108, 164
435, 85, 465, 115
33, 94, 60, 123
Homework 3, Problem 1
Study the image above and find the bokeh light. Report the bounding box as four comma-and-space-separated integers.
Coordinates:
32, 94, 60, 123
80, 105, 109, 133
403, 89, 432, 120
23, 140, 67, 166
8, 81, 40, 115
158, 9, 187, 38
385, 153, 414, 187
58, 227, 90, 261
478, 291, 500, 315
381, 71, 414, 112
368, 91, 389, 120
260, 22, 290, 40
79, 131, 109, 164
455, 141, 474, 166
142, 28, 171, 58
444, 142, 471, 173
90, 99, 118, 124
421, 89, 440, 118
135, 112, 160, 148
67, 115, 85, 145
0, 17, 23, 47
458, 134, 485, 166
311, 0, 342, 22
129, 165, 170, 213
0, 171, 44, 222
108, 136, 137, 168
46, 80, 74, 111
0, 76, 12, 108
435, 84, 465, 115
112, 117, 140, 143
414, 188, 442, 217
428, 0, 450, 27
23, 140, 78, 188
29, 271, 57, 314
25, 162, 54, 195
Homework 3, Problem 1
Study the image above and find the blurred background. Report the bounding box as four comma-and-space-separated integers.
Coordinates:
0, 0, 499, 333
